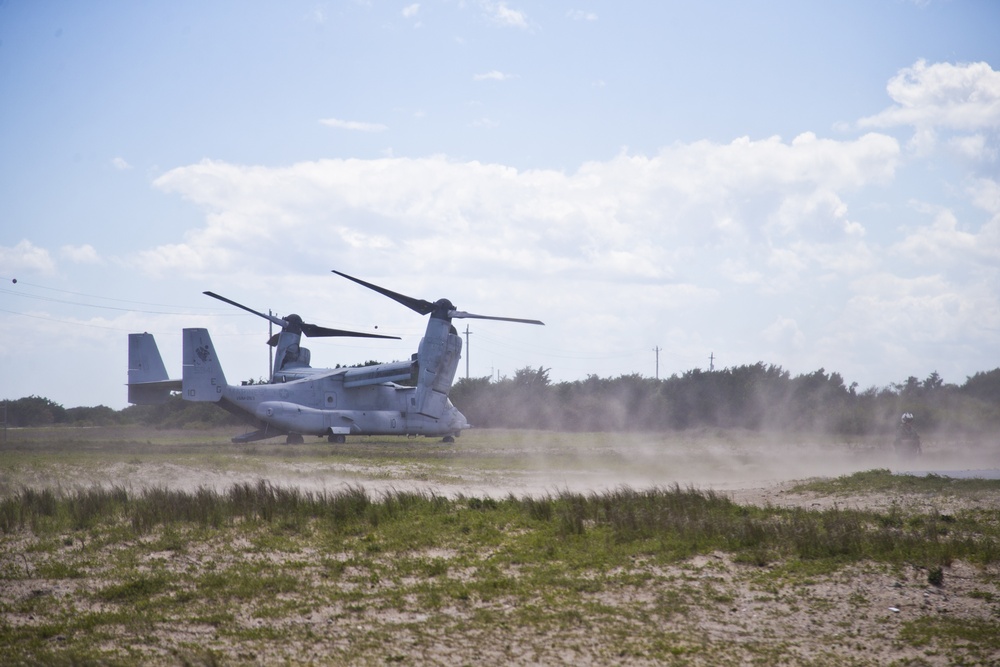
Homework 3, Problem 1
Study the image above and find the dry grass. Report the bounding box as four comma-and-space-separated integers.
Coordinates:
2, 427, 999, 665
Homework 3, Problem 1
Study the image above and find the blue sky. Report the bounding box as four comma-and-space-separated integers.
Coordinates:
1, 0, 999, 410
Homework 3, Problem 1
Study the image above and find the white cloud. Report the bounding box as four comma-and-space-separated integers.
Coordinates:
481, 1, 528, 29
567, 10, 597, 21
762, 316, 804, 348
402, 3, 419, 19
719, 258, 763, 285
59, 244, 102, 264
0, 240, 56, 274
319, 118, 389, 132
131, 240, 238, 280
112, 157, 132, 170
146, 132, 901, 292
306, 6, 326, 23
473, 70, 515, 82
469, 117, 499, 128
767, 189, 852, 237
968, 177, 1000, 216
858, 60, 1000, 156
948, 134, 997, 162
844, 273, 995, 343
862, 60, 1000, 131
893, 200, 1000, 266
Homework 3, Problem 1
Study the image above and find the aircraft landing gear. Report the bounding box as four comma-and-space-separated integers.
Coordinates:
285, 433, 304, 445
441, 435, 455, 444
328, 434, 346, 444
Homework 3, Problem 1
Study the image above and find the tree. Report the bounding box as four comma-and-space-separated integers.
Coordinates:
2, 396, 67, 427
923, 371, 944, 392
962, 369, 1000, 401
65, 405, 119, 426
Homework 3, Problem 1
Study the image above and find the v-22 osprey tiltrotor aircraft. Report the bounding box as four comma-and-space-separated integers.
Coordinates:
127, 270, 544, 444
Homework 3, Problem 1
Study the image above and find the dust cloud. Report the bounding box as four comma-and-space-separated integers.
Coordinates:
7, 429, 997, 501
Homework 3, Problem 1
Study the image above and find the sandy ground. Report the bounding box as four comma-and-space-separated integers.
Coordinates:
5, 427, 997, 508
2, 428, 999, 665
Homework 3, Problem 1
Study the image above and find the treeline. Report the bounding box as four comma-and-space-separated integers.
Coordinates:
450, 364, 1000, 436
3, 364, 999, 435
0, 395, 243, 429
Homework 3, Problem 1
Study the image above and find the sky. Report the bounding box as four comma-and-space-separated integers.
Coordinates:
1, 0, 999, 411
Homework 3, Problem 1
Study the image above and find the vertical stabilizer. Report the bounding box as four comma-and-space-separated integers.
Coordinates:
182, 328, 227, 402
414, 318, 463, 418
127, 333, 180, 404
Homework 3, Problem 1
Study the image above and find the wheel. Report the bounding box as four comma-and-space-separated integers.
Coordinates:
327, 434, 346, 444
285, 433, 304, 445
441, 435, 455, 444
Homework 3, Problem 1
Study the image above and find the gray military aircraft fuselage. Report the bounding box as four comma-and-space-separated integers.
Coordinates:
127, 270, 543, 444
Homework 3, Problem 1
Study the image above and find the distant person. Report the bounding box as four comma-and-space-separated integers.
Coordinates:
894, 412, 921, 457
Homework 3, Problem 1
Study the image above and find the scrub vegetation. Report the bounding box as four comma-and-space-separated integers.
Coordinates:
4, 365, 1000, 438
453, 365, 1000, 436
2, 460, 999, 665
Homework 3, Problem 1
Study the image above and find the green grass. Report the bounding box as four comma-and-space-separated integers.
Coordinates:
3, 428, 1000, 665
2, 479, 999, 664
792, 468, 1000, 496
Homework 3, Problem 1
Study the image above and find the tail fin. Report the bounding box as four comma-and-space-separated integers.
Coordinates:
182, 328, 228, 402
414, 320, 463, 418
127, 333, 181, 404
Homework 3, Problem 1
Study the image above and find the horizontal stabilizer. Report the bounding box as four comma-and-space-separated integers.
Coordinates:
127, 333, 180, 404
128, 379, 182, 405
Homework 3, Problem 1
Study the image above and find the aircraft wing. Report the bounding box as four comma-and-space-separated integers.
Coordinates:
343, 360, 416, 388
286, 361, 416, 387
281, 367, 349, 382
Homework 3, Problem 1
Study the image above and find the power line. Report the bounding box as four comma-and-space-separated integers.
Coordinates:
0, 276, 218, 311
0, 307, 265, 337
0, 307, 133, 331
0, 289, 199, 315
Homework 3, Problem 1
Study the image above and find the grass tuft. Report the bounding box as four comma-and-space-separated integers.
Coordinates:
4, 466, 999, 665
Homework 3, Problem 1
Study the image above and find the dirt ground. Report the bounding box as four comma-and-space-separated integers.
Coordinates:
5, 426, 997, 506
2, 427, 999, 665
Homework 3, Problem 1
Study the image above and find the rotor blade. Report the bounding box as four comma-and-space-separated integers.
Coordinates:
449, 310, 545, 326
300, 322, 400, 340
332, 270, 435, 315
207, 291, 399, 340
204, 291, 287, 328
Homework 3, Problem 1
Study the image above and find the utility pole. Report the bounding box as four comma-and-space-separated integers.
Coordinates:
463, 325, 473, 379
268, 310, 274, 381
652, 346, 661, 379
709, 352, 715, 372
264, 308, 274, 382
